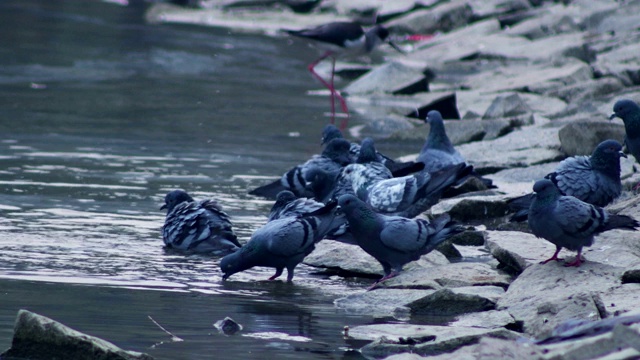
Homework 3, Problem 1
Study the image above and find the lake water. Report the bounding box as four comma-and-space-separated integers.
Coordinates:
0, 1, 420, 359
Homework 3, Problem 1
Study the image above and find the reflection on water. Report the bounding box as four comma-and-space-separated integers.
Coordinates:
0, 0, 393, 358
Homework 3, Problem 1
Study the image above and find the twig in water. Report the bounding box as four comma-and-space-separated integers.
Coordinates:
148, 315, 184, 342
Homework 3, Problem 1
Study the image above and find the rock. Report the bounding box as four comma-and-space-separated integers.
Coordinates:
468, 0, 530, 19
538, 323, 640, 360
430, 196, 510, 222
343, 61, 429, 95
378, 262, 512, 290
1, 309, 154, 360
449, 310, 517, 329
398, 286, 505, 317
483, 93, 532, 119
622, 269, 640, 284
435, 241, 462, 260
348, 92, 459, 121
304, 240, 449, 277
485, 230, 561, 274
334, 289, 437, 318
545, 78, 625, 104
352, 323, 520, 358
419, 337, 543, 360
593, 42, 640, 86
387, 2, 474, 35
599, 284, 640, 318
213, 317, 242, 335
382, 354, 426, 360
449, 230, 485, 246
558, 120, 626, 156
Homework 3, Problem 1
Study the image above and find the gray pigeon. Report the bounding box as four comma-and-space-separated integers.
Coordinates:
337, 194, 464, 288
610, 99, 640, 163
322, 125, 423, 177
528, 179, 639, 267
340, 162, 472, 218
268, 190, 324, 221
161, 190, 240, 255
508, 139, 626, 221
416, 110, 465, 173
220, 200, 345, 281
248, 138, 352, 199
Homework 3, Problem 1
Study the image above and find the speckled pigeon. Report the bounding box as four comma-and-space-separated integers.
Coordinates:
610, 99, 640, 163
161, 190, 240, 255
322, 125, 423, 177
220, 199, 346, 281
508, 139, 626, 221
248, 138, 352, 199
337, 194, 464, 288
340, 162, 472, 218
528, 179, 638, 267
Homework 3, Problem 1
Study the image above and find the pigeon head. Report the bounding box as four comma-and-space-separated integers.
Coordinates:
160, 190, 194, 212
220, 245, 256, 281
356, 138, 378, 164
304, 166, 335, 202
532, 179, 561, 200
423, 110, 455, 153
610, 99, 640, 122
590, 139, 626, 173
322, 138, 352, 165
321, 124, 343, 145
273, 190, 297, 208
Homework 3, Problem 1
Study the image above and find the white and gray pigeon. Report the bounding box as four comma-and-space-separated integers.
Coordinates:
610, 99, 640, 163
337, 194, 464, 288
161, 190, 241, 255
340, 162, 472, 218
528, 179, 639, 267
220, 199, 346, 281
248, 138, 352, 199
322, 125, 423, 177
508, 139, 626, 221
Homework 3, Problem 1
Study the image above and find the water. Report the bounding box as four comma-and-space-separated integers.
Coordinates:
0, 1, 420, 358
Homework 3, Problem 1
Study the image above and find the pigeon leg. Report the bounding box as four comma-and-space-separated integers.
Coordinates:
367, 271, 400, 291
286, 266, 296, 282
563, 249, 584, 267
307, 51, 337, 124
268, 268, 284, 281
330, 57, 349, 130
540, 246, 563, 264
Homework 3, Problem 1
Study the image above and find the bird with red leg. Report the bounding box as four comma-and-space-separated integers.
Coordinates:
284, 21, 404, 129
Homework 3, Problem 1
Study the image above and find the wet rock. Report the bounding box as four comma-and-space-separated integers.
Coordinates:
1, 309, 153, 360
379, 262, 512, 290
335, 289, 437, 318
558, 120, 626, 156
496, 261, 626, 337
419, 337, 543, 360
304, 240, 449, 277
343, 61, 429, 95
387, 1, 474, 35
398, 286, 504, 317
352, 323, 519, 358
213, 317, 242, 335
449, 310, 517, 329
483, 93, 532, 119
430, 196, 510, 222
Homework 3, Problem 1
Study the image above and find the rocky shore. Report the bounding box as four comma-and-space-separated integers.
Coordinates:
143, 0, 640, 359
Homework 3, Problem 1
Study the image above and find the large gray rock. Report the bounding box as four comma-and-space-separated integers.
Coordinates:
1, 309, 154, 360
353, 323, 519, 358
378, 262, 512, 290
485, 230, 561, 274
343, 61, 428, 95
482, 93, 532, 119
593, 42, 640, 86
398, 286, 505, 317
409, 337, 542, 360
387, 2, 474, 34
544, 78, 625, 104
334, 289, 436, 318
558, 120, 626, 156
448, 310, 517, 329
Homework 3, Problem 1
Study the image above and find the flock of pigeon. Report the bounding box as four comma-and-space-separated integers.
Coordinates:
160, 96, 640, 289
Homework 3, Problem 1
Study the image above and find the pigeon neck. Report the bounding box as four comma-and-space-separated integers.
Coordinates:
532, 190, 560, 209
623, 111, 640, 137
590, 154, 621, 179
424, 121, 455, 153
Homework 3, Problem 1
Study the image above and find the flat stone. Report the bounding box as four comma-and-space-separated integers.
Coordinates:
1, 309, 154, 360
539, 323, 640, 360
545, 77, 625, 104
354, 324, 519, 358
483, 93, 532, 119
599, 283, 640, 317
420, 337, 543, 360
593, 42, 640, 86
449, 310, 516, 329
387, 2, 474, 34
558, 120, 626, 156
399, 286, 505, 317
343, 61, 428, 95
378, 262, 511, 290
334, 289, 436, 318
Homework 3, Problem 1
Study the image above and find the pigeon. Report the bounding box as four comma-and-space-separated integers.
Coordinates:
284, 23, 403, 127
161, 190, 241, 255
528, 179, 639, 267
340, 162, 472, 218
416, 110, 493, 189
337, 194, 464, 287
220, 200, 346, 281
610, 99, 640, 163
268, 190, 323, 221
508, 139, 626, 221
249, 138, 352, 199
322, 125, 423, 176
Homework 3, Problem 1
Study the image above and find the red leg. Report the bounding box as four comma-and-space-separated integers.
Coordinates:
540, 246, 563, 264
268, 268, 283, 280
367, 271, 399, 291
564, 249, 584, 267
308, 51, 336, 123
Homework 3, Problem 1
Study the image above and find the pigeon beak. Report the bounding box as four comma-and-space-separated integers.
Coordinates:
388, 40, 406, 55
620, 151, 628, 158
222, 273, 229, 281
609, 112, 618, 121
160, 204, 167, 210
